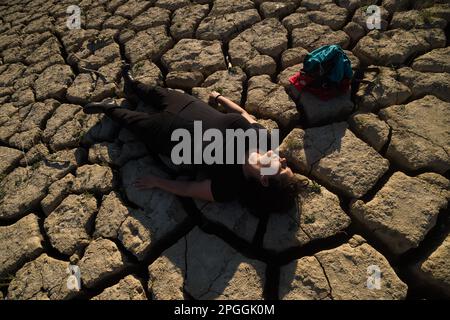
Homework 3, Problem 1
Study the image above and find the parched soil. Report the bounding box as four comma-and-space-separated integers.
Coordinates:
0, 0, 449, 300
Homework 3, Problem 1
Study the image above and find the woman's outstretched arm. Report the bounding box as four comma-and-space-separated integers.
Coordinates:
209, 91, 257, 124
133, 175, 215, 202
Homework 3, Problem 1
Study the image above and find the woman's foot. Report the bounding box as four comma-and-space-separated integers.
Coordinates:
83, 98, 118, 114
122, 64, 137, 88
121, 64, 142, 103
122, 64, 158, 92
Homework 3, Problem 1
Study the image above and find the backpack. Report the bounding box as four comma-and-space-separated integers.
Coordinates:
289, 45, 353, 101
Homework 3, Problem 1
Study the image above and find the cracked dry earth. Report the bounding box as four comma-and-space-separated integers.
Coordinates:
0, 0, 449, 301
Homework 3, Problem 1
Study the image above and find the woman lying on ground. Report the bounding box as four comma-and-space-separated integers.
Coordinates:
83, 66, 307, 214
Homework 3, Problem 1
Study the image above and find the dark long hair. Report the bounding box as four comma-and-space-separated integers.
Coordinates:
239, 174, 309, 218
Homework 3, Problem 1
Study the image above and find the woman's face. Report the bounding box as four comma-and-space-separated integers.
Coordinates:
249, 150, 294, 181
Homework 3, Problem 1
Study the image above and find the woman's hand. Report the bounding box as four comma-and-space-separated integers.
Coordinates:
133, 175, 161, 190
209, 91, 222, 105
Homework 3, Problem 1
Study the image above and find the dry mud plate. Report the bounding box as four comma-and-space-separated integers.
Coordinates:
0, 0, 449, 301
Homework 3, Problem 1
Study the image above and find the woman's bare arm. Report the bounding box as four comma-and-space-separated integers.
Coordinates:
216, 95, 245, 114
133, 175, 215, 202
209, 91, 257, 124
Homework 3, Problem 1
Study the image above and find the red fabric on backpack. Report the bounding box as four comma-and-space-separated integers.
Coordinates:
289, 72, 350, 101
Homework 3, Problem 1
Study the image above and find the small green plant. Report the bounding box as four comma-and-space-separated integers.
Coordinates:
228, 66, 239, 75
216, 87, 224, 95
0, 173, 5, 183
83, 191, 95, 199
309, 181, 321, 194
361, 5, 369, 12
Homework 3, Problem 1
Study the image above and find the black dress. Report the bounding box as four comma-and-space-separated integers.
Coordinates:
103, 86, 271, 202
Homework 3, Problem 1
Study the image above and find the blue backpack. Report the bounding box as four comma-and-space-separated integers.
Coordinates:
303, 45, 353, 85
